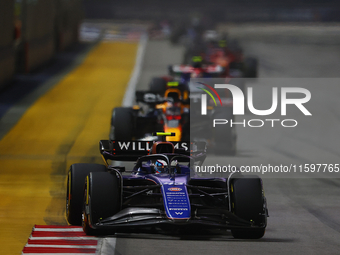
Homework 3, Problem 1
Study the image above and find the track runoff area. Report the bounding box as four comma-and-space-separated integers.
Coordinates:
0, 27, 144, 254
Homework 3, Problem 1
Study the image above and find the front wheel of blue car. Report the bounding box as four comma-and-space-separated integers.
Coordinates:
82, 172, 121, 235
66, 163, 106, 226
230, 175, 266, 239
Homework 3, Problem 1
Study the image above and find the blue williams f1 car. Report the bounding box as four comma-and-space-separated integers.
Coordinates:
66, 133, 268, 238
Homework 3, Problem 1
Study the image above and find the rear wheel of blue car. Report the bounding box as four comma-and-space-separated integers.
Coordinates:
66, 163, 106, 225
82, 172, 121, 235
230, 175, 266, 239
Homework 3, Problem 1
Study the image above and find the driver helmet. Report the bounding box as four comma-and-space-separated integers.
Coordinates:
154, 159, 167, 174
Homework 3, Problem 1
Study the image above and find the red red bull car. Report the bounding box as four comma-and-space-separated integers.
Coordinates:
109, 88, 190, 142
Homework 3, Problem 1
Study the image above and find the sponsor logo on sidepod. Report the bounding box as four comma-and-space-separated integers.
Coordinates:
168, 187, 182, 191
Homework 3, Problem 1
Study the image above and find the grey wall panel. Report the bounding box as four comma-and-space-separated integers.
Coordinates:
0, 0, 15, 88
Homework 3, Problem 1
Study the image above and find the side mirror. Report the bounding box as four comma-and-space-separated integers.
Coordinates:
100, 140, 112, 152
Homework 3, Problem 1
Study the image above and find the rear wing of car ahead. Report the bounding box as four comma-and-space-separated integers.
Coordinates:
135, 91, 167, 104
135, 90, 190, 105
169, 65, 225, 74
99, 140, 206, 164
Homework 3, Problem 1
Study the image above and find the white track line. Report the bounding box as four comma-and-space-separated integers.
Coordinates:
122, 33, 148, 107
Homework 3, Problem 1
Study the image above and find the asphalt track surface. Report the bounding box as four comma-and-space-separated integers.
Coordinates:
1, 28, 340, 254
105, 40, 340, 254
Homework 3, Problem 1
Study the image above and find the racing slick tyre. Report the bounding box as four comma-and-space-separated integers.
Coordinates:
244, 57, 258, 78
213, 107, 236, 156
110, 107, 134, 140
230, 175, 266, 239
82, 172, 121, 235
66, 164, 106, 226
149, 77, 167, 95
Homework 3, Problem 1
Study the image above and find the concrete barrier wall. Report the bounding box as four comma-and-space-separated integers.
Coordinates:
0, 0, 15, 89
22, 0, 83, 72
23, 0, 55, 72
83, 0, 340, 22
0, 0, 83, 87
54, 0, 82, 51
